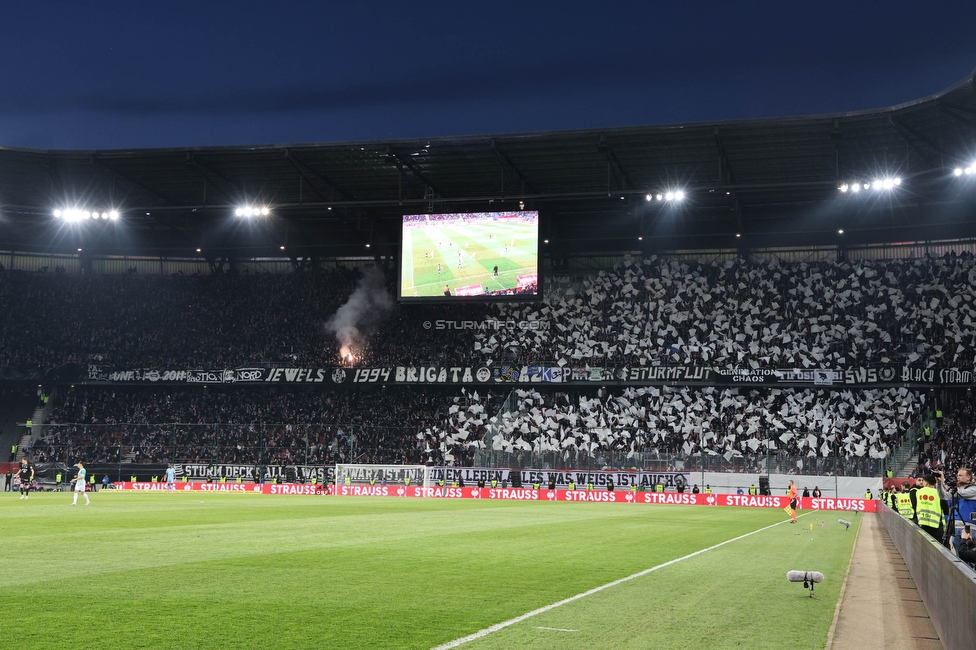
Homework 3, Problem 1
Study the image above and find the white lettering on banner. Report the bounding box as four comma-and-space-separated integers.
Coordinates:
564, 490, 618, 502
641, 493, 699, 505
722, 495, 783, 508
810, 498, 866, 511
270, 484, 322, 495
198, 483, 250, 492
488, 488, 539, 500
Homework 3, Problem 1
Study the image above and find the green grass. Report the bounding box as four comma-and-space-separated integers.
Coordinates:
401, 222, 538, 296
0, 492, 859, 649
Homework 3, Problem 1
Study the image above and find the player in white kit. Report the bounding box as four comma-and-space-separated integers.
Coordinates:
71, 462, 91, 505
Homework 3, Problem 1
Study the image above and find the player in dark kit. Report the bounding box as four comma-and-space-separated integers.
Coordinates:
19, 458, 34, 500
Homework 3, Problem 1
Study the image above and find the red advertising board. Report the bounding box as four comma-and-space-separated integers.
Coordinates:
112, 482, 876, 512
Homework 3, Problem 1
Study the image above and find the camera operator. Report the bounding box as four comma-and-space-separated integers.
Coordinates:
936, 468, 976, 556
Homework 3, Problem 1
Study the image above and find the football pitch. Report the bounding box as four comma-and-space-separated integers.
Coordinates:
1, 492, 860, 649
401, 221, 537, 297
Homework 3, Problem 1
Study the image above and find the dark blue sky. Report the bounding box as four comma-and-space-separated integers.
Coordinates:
2, 1, 974, 151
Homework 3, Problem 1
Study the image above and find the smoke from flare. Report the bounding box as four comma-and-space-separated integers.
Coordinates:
325, 267, 392, 364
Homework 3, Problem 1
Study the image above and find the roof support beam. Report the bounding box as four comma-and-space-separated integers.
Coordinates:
89, 155, 176, 207
714, 127, 743, 233
386, 146, 443, 199
284, 150, 357, 202
490, 139, 536, 195
185, 153, 239, 204
888, 116, 941, 168
597, 134, 634, 195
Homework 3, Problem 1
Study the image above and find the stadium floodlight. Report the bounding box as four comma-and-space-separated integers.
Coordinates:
674, 190, 685, 201
53, 209, 63, 218
838, 229, 844, 234
109, 210, 119, 220
664, 191, 675, 201
645, 194, 652, 201
956, 168, 964, 176
236, 205, 270, 217
966, 167, 974, 175
850, 182, 860, 193
655, 193, 663, 201
838, 183, 849, 192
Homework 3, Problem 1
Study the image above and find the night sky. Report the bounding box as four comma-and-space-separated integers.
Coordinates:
2, 1, 974, 151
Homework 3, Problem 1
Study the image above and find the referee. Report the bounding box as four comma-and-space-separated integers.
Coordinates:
18, 458, 34, 500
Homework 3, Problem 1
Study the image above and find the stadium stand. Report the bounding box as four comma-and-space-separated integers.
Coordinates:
478, 253, 976, 371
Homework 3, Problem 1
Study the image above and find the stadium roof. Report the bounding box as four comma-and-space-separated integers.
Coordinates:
1, 67, 975, 260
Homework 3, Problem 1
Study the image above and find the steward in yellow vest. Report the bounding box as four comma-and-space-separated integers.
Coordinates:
748, 485, 757, 495
913, 477, 943, 539
896, 486, 914, 519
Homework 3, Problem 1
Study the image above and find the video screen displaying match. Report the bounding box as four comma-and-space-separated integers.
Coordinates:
399, 211, 539, 301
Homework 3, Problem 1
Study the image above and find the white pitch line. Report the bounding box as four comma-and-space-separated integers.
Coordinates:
431, 514, 809, 650
533, 627, 578, 633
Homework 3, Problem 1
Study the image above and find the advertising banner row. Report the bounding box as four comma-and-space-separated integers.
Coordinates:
81, 363, 975, 387
111, 481, 876, 512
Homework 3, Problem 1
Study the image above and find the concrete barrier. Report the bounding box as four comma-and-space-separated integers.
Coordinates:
879, 503, 976, 650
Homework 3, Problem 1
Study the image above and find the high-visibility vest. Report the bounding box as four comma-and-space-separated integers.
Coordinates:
56, 473, 62, 483
131, 476, 137, 482
886, 469, 893, 478
182, 476, 188, 482
532, 482, 540, 490
151, 476, 158, 482
748, 486, 757, 495
935, 409, 943, 419
655, 483, 664, 492
368, 478, 375, 485
236, 477, 242, 483
438, 479, 445, 487
915, 486, 942, 529
567, 481, 575, 490
630, 485, 637, 492
587, 483, 594, 490
344, 477, 351, 485
404, 477, 411, 486
865, 490, 873, 499
490, 480, 497, 488
896, 492, 914, 518
89, 475, 95, 485
312, 477, 318, 485
704, 487, 712, 494
219, 476, 226, 484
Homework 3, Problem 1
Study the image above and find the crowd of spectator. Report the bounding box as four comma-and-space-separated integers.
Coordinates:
32, 386, 500, 467
0, 267, 486, 370
915, 398, 976, 477
2, 253, 976, 373
479, 252, 976, 371
433, 386, 924, 469
6, 252, 976, 472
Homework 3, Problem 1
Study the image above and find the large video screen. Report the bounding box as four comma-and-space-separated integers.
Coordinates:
399, 211, 539, 301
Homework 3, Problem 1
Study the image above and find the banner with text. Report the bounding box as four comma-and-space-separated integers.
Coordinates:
81, 363, 975, 387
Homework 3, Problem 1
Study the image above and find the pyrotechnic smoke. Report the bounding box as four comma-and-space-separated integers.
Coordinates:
325, 266, 393, 364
